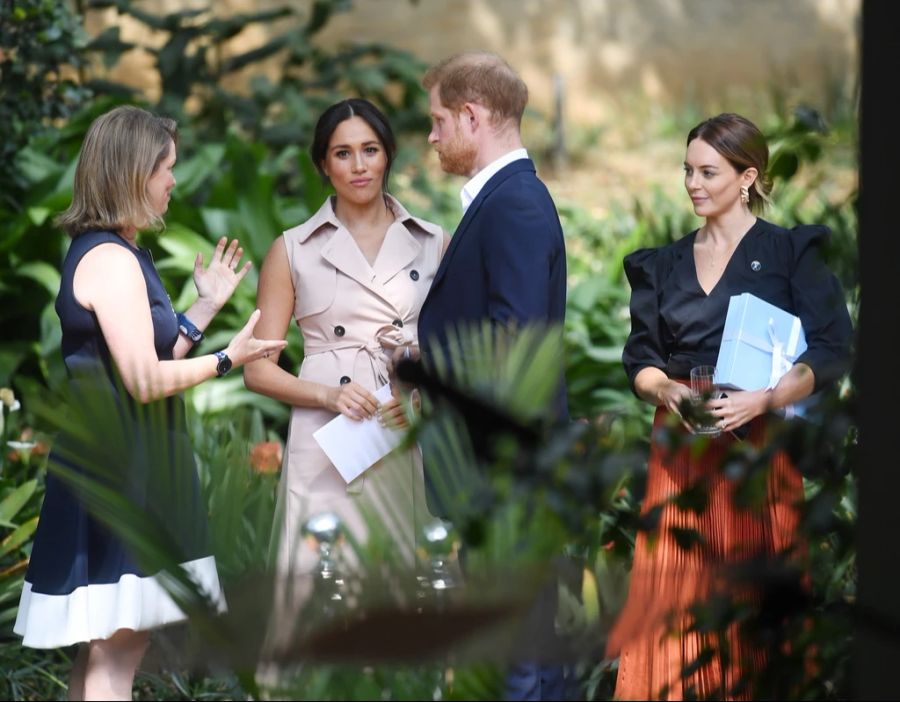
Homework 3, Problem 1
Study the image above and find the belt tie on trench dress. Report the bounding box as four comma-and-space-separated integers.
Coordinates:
302, 325, 416, 386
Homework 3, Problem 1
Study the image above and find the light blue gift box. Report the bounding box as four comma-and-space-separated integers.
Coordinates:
715, 293, 805, 390
715, 293, 815, 419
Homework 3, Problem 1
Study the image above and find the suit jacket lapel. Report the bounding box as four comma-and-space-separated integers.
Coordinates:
428, 199, 478, 291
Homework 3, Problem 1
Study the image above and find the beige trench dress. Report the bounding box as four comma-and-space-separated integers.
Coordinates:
273, 194, 443, 580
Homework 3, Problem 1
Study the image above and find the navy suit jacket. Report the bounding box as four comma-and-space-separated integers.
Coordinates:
419, 158, 567, 355
417, 158, 569, 514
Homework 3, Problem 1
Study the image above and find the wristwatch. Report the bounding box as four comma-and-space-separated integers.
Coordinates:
177, 313, 204, 344
213, 350, 232, 377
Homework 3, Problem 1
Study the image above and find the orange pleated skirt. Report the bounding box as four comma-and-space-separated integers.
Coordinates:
605, 403, 805, 701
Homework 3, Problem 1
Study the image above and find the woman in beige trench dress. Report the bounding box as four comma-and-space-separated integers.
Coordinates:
244, 99, 449, 594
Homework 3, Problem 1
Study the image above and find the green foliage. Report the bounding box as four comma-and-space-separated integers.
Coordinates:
764, 107, 859, 302
0, 0, 91, 204
0, 2, 861, 700
0, 388, 48, 644
187, 408, 281, 581
83, 0, 429, 152
0, 645, 70, 701
268, 664, 448, 701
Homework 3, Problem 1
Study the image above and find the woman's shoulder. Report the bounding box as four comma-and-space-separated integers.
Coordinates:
753, 217, 833, 257
67, 229, 126, 251
623, 231, 694, 280
63, 230, 136, 268
282, 197, 339, 245
755, 216, 830, 237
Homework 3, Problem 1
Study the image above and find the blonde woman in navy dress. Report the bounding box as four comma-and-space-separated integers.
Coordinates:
13, 106, 286, 700
605, 113, 853, 699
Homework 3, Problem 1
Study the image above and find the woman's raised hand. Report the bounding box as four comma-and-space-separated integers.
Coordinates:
193, 237, 253, 310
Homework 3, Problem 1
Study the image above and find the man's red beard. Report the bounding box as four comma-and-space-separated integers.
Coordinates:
436, 129, 478, 177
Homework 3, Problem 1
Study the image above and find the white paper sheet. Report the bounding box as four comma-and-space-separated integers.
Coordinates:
313, 383, 404, 483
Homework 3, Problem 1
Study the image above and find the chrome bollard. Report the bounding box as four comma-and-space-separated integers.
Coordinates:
302, 511, 346, 612
421, 518, 459, 592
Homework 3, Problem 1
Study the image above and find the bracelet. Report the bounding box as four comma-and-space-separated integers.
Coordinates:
176, 313, 204, 344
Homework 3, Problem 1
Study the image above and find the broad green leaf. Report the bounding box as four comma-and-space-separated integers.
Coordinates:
156, 224, 214, 268
15, 147, 64, 184
17, 262, 61, 295
0, 349, 27, 387
298, 150, 330, 213
199, 208, 233, 239
188, 376, 288, 420
236, 192, 281, 263
39, 302, 62, 358
173, 143, 226, 197
0, 577, 24, 607
584, 345, 627, 363
0, 602, 23, 629
0, 480, 37, 523
0, 516, 39, 558
171, 276, 196, 312
27, 206, 51, 226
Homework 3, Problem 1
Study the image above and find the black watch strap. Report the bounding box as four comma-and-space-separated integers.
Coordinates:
177, 313, 204, 343
214, 350, 232, 377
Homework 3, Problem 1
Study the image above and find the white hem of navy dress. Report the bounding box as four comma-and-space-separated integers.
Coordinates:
13, 555, 226, 649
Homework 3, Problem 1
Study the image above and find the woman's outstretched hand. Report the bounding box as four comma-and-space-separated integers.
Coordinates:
223, 309, 287, 368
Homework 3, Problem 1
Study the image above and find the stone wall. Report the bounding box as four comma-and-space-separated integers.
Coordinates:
87, 0, 859, 127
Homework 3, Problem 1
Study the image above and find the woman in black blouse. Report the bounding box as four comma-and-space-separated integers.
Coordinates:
605, 113, 852, 700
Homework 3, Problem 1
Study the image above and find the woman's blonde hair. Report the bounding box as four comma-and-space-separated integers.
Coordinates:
56, 105, 177, 237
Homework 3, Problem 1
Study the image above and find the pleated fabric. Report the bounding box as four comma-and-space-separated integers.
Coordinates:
606, 401, 804, 701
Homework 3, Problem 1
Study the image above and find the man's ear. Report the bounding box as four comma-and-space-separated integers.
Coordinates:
460, 102, 480, 133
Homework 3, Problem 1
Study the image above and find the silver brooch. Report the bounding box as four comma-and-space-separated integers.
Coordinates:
750, 260, 762, 271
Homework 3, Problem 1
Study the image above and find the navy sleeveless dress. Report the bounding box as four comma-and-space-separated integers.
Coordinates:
14, 231, 225, 649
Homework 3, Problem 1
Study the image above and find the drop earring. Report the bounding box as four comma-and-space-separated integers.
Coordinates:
740, 185, 750, 205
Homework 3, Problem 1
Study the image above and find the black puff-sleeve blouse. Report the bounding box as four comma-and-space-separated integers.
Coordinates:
621, 218, 853, 395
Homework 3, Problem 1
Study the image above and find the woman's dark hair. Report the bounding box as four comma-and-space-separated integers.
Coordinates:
310, 98, 397, 191
687, 112, 772, 212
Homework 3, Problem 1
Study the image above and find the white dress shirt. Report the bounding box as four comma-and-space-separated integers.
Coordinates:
460, 148, 529, 213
